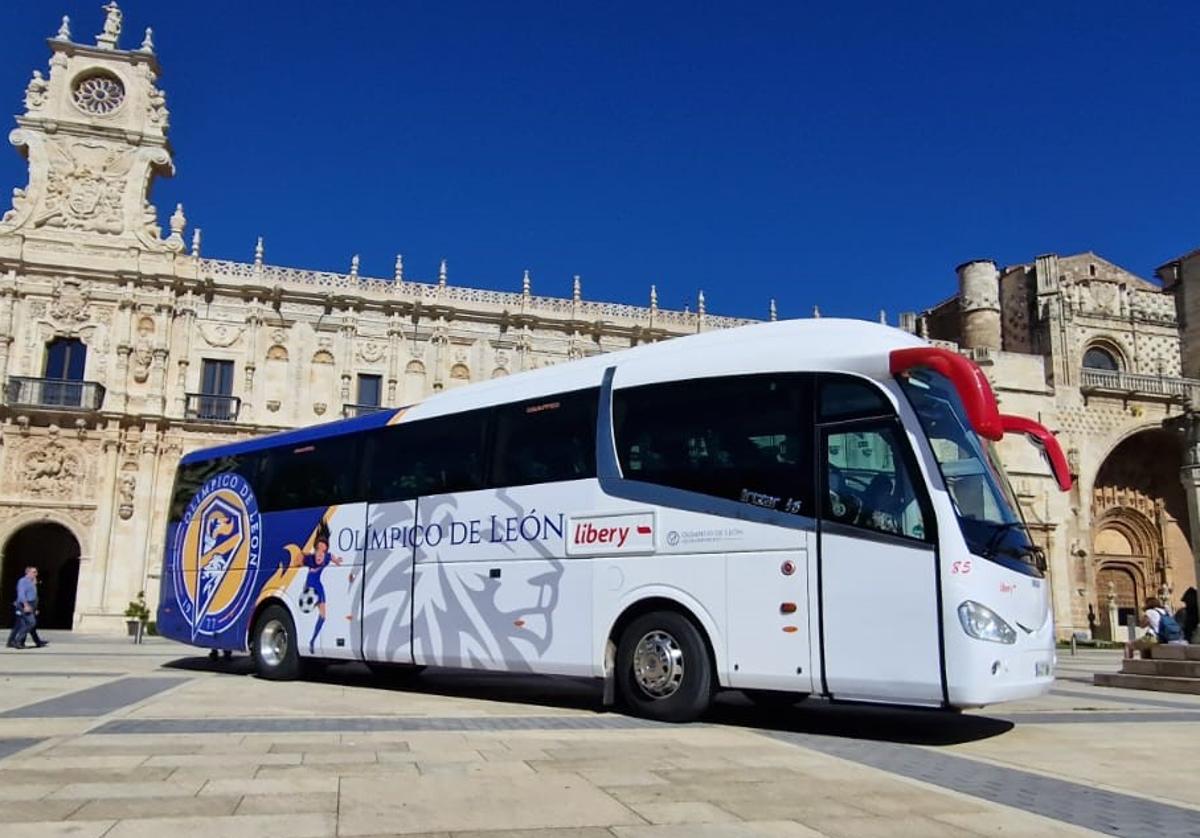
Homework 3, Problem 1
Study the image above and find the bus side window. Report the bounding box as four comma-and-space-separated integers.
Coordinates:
823, 425, 926, 541
363, 408, 490, 502
491, 388, 598, 488
819, 374, 892, 421
259, 436, 360, 512
168, 453, 264, 522
612, 374, 813, 516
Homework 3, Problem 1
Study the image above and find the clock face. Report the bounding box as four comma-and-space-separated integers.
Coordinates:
72, 71, 126, 115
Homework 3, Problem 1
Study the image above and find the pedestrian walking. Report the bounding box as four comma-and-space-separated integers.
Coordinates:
6, 566, 47, 649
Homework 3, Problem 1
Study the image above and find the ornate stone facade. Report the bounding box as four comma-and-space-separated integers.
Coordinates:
0, 6, 756, 632
912, 252, 1200, 639
1, 6, 1198, 639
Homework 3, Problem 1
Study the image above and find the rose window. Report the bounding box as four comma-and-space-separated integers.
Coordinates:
72, 73, 125, 115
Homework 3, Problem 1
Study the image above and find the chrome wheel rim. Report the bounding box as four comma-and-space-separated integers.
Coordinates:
260, 619, 288, 668
633, 629, 684, 699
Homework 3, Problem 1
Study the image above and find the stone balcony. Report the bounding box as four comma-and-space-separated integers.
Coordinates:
184, 393, 241, 423
3, 376, 106, 412
1079, 368, 1200, 406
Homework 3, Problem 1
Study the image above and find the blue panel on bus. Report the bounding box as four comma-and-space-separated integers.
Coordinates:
179, 408, 400, 465
156, 470, 332, 651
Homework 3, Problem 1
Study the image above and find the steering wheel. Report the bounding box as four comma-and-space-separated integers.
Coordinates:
827, 488, 862, 525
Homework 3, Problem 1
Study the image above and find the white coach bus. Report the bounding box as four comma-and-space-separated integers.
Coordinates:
157, 318, 1071, 722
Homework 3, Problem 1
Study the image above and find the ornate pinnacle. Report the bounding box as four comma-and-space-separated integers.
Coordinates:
169, 203, 186, 238
55, 15, 71, 41
522, 269, 531, 297
879, 309, 887, 324
140, 27, 154, 53
697, 290, 706, 317
394, 253, 404, 283
769, 298, 777, 322
254, 236, 264, 268
350, 254, 360, 279
191, 227, 202, 258
96, 1, 122, 50
572, 275, 581, 303
812, 305, 821, 318
650, 285, 658, 311
438, 259, 448, 287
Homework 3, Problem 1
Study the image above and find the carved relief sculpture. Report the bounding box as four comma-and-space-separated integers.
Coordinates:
21, 438, 82, 497
117, 472, 136, 519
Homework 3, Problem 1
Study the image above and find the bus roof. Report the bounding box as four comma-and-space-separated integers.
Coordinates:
179, 318, 925, 465
178, 404, 400, 465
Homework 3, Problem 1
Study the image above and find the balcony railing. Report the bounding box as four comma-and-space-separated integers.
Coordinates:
343, 403, 386, 419
4, 376, 106, 411
185, 393, 241, 423
1080, 368, 1200, 404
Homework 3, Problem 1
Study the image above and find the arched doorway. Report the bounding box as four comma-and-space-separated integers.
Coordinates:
0, 522, 80, 630
1091, 428, 1196, 629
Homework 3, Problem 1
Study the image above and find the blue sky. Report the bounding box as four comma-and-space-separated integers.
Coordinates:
1, 2, 1197, 320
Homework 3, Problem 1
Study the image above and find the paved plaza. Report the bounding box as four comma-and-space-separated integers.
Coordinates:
0, 635, 1197, 837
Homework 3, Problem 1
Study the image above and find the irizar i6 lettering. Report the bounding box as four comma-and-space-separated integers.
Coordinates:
157, 318, 1070, 722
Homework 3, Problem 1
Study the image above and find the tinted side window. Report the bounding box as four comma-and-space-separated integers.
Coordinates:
168, 453, 264, 523
819, 374, 892, 421
823, 423, 928, 541
363, 408, 490, 502
613, 374, 813, 517
492, 389, 598, 488
259, 435, 362, 512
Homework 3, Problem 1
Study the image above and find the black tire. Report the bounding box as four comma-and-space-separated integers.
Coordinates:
617, 610, 714, 722
250, 603, 301, 681
744, 689, 809, 709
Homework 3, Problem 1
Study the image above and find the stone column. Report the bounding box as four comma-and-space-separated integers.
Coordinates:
1179, 411, 1200, 595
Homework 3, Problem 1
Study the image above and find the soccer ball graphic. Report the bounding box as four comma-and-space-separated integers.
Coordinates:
297, 587, 320, 614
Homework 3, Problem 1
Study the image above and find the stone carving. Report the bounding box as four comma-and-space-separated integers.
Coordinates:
24, 71, 48, 111
38, 140, 132, 234
96, 1, 122, 50
71, 73, 125, 116
21, 439, 82, 497
313, 402, 327, 416
312, 349, 334, 365
131, 316, 155, 383
198, 322, 243, 348
144, 68, 169, 129
1, 188, 28, 225
117, 472, 136, 519
50, 279, 91, 323
357, 340, 385, 363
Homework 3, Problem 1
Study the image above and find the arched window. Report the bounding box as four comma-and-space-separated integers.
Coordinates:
1083, 346, 1119, 372
44, 337, 86, 380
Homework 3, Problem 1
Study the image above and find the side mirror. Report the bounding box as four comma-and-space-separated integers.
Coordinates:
999, 414, 1073, 492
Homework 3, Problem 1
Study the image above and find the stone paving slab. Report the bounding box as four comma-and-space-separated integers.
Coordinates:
7, 635, 1200, 837
0, 676, 188, 718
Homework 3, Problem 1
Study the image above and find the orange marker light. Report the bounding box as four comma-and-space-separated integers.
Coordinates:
782, 625, 799, 633
780, 602, 797, 614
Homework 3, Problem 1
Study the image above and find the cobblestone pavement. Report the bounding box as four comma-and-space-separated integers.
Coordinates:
1, 636, 1197, 837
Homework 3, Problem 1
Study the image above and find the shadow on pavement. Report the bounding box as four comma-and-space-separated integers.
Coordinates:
161, 653, 1012, 745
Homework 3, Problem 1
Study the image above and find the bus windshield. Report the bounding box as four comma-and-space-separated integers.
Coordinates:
899, 369, 1044, 577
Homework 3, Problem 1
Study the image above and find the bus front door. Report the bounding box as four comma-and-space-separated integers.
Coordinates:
818, 425, 943, 705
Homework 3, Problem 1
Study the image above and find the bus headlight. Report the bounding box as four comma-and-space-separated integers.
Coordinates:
958, 600, 1017, 645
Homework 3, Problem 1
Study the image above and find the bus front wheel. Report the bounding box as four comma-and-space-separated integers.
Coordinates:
617, 611, 713, 723
251, 604, 301, 681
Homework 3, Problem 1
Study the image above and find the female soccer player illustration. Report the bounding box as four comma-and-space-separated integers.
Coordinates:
287, 521, 347, 654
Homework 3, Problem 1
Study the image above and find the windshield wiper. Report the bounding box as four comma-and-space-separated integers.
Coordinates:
981, 521, 1027, 560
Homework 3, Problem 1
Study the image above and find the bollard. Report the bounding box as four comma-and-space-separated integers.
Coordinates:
1070, 634, 1077, 656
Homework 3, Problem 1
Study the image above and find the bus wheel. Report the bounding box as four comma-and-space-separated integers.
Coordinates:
251, 604, 300, 681
617, 611, 713, 722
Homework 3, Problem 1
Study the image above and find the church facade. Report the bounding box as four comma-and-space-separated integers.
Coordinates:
1, 4, 1198, 640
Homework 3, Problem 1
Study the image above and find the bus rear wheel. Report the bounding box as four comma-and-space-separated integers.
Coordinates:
617, 611, 713, 723
251, 604, 301, 681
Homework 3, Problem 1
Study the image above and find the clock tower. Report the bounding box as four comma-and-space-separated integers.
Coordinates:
0, 2, 186, 259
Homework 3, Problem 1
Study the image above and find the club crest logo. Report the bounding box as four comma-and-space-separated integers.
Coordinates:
172, 472, 262, 638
